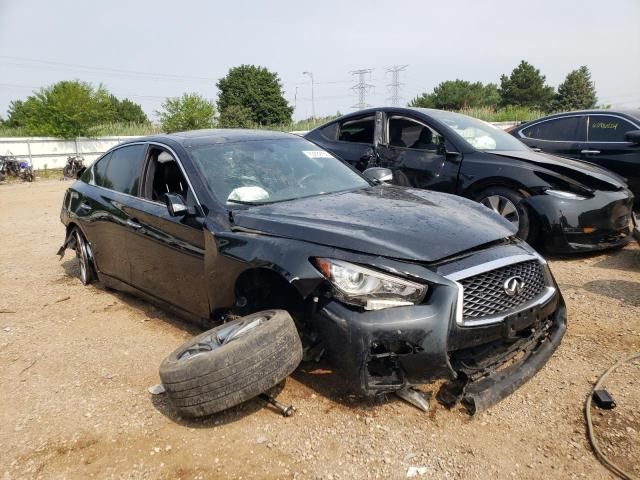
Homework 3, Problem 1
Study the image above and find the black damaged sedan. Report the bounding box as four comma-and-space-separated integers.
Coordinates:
305, 107, 637, 253
59, 130, 565, 416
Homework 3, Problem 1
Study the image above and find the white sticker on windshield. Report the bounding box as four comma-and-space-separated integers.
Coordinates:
303, 150, 334, 159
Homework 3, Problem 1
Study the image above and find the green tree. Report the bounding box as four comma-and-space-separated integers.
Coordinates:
218, 104, 254, 128
5, 80, 113, 137
217, 65, 292, 126
156, 93, 216, 132
108, 96, 149, 123
499, 60, 555, 109
409, 80, 499, 110
552, 66, 597, 111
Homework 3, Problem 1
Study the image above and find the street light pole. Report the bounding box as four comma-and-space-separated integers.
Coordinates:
302, 71, 315, 122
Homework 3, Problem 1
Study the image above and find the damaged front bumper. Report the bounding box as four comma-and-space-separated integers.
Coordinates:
311, 249, 566, 414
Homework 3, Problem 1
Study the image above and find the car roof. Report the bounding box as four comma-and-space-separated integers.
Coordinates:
120, 129, 301, 148
517, 109, 640, 126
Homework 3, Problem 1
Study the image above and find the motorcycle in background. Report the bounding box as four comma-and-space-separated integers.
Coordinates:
63, 155, 85, 180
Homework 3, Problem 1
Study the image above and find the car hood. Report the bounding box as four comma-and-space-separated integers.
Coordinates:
490, 150, 626, 189
231, 186, 516, 262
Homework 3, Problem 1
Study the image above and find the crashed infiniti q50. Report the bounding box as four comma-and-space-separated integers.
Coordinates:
58, 130, 566, 414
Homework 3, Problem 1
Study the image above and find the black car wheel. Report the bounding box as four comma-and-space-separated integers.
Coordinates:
74, 229, 94, 285
159, 310, 303, 418
476, 187, 533, 242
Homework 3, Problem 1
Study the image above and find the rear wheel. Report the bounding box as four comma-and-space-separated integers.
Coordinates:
74, 229, 94, 285
476, 186, 535, 243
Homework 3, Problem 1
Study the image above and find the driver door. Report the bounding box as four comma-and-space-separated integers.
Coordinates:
125, 144, 209, 319
375, 115, 460, 193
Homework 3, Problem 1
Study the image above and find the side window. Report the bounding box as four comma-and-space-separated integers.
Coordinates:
522, 116, 585, 141
143, 147, 190, 203
338, 116, 375, 143
103, 144, 146, 195
588, 115, 636, 142
388, 117, 443, 150
93, 152, 112, 188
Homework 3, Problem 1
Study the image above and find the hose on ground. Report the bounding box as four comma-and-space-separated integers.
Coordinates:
585, 352, 640, 480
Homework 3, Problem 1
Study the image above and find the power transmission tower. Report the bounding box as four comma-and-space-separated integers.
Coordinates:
350, 68, 374, 109
386, 65, 408, 106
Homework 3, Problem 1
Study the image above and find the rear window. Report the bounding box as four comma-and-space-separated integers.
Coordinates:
338, 116, 374, 143
588, 115, 636, 142
101, 144, 146, 195
522, 116, 585, 142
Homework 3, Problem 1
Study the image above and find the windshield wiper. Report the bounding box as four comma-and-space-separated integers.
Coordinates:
226, 199, 269, 206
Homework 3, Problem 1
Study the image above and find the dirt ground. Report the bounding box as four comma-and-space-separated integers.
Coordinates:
1, 180, 639, 480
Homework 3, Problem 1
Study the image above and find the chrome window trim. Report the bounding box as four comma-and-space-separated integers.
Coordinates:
87, 141, 204, 212
445, 252, 549, 327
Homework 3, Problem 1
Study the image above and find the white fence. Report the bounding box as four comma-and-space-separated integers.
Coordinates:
0, 136, 143, 170
0, 122, 518, 171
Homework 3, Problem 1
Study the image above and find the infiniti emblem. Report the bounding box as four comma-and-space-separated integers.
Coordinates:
503, 276, 525, 296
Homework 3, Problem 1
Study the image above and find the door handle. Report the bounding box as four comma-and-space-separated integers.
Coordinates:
78, 202, 92, 212
580, 149, 600, 155
126, 219, 143, 230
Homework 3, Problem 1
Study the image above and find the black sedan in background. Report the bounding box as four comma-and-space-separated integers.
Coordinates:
509, 109, 640, 209
58, 130, 566, 413
305, 107, 637, 253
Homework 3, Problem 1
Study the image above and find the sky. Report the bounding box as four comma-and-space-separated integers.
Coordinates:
1, 0, 639, 122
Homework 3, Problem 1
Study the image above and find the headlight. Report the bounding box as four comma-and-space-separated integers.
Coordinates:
545, 189, 588, 200
312, 258, 428, 310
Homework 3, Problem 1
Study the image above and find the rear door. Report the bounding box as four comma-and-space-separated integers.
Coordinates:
517, 115, 587, 158
80, 143, 147, 283
584, 114, 640, 204
375, 114, 460, 192
125, 143, 209, 319
310, 114, 377, 171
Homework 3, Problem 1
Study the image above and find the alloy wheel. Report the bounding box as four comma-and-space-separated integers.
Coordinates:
480, 195, 520, 229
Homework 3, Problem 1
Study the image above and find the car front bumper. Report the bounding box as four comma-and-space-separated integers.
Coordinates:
311, 259, 566, 414
526, 188, 635, 253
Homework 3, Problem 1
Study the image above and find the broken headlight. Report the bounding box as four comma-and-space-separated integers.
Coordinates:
313, 258, 428, 310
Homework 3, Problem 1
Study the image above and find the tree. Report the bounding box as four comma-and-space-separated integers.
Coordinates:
156, 93, 216, 132
218, 104, 254, 128
108, 96, 149, 123
552, 66, 597, 111
5, 80, 114, 138
409, 80, 499, 110
499, 60, 555, 109
217, 65, 292, 126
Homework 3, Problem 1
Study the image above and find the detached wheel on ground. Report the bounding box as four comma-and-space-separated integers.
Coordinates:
476, 186, 535, 243
159, 310, 303, 418
74, 229, 94, 285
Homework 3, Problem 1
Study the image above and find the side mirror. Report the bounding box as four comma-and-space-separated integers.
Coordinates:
363, 167, 393, 184
625, 130, 640, 145
164, 193, 188, 217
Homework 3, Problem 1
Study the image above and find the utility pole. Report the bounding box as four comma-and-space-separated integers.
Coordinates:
386, 65, 408, 106
350, 68, 374, 109
302, 71, 315, 121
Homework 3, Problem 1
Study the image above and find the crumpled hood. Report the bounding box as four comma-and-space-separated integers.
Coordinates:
231, 186, 516, 262
491, 150, 626, 189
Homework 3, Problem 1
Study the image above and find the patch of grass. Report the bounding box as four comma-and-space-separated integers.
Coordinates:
458, 106, 546, 123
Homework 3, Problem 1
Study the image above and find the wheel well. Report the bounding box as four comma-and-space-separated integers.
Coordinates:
462, 177, 530, 200
233, 268, 307, 320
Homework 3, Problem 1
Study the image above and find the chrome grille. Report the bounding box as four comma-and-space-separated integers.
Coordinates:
459, 260, 546, 319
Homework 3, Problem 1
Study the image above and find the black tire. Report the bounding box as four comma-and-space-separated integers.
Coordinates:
476, 186, 535, 243
74, 229, 94, 285
159, 310, 303, 418
63, 165, 73, 179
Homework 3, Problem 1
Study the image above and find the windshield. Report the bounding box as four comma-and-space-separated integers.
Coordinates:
428, 110, 528, 151
190, 137, 370, 205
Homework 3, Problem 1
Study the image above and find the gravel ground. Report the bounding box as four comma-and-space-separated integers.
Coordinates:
0, 180, 638, 480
